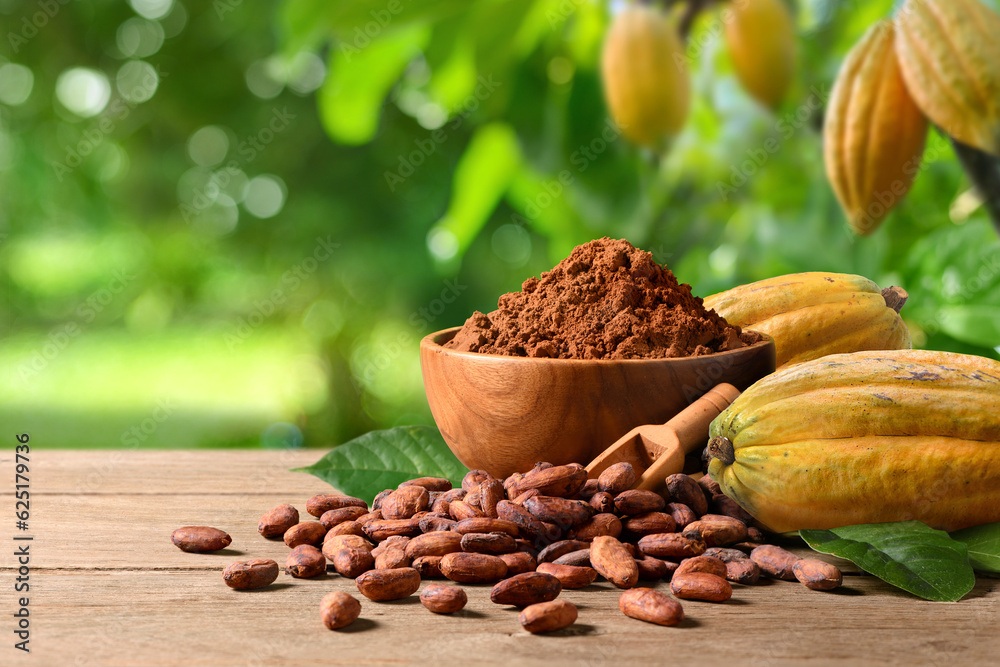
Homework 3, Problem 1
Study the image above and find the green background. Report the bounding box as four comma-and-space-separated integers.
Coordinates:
2, 0, 998, 450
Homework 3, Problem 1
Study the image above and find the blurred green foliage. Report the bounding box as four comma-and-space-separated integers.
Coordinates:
1, 0, 998, 449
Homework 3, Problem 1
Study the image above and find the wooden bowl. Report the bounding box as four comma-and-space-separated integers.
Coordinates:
420, 328, 776, 478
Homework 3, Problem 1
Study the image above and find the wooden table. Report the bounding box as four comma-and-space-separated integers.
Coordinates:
3, 450, 997, 666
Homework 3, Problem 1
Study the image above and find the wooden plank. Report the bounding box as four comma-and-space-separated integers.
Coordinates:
0, 450, 322, 496
6, 570, 998, 667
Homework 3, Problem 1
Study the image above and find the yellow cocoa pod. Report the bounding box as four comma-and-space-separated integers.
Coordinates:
723, 0, 797, 110
708, 350, 1000, 532
895, 0, 1000, 156
824, 20, 928, 236
703, 272, 911, 370
601, 4, 690, 147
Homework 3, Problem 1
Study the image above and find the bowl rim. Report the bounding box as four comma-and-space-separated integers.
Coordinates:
420, 326, 774, 364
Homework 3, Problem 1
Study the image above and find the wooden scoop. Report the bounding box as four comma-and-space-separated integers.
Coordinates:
585, 383, 740, 491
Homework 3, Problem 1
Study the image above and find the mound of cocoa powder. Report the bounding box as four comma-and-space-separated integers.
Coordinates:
446, 238, 760, 359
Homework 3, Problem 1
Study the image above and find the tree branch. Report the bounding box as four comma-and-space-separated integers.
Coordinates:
950, 138, 1000, 236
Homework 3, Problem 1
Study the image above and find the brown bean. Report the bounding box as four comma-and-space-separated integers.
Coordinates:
507, 465, 588, 499
499, 551, 537, 576
725, 558, 761, 585
619, 587, 684, 626
258, 505, 299, 539
362, 518, 422, 542
453, 517, 521, 537
322, 534, 374, 555
490, 571, 562, 607
576, 478, 600, 499
372, 489, 392, 511
400, 476, 453, 492
355, 567, 421, 601
664, 474, 709, 516
511, 489, 541, 505
478, 478, 505, 518
590, 536, 639, 589
449, 500, 485, 521
380, 485, 430, 520
461, 532, 517, 555
519, 599, 578, 634
524, 496, 595, 528
171, 526, 232, 553
598, 462, 637, 495
440, 552, 508, 584
306, 494, 368, 517
319, 506, 368, 530
375, 546, 411, 570
665, 503, 699, 530
622, 512, 676, 537
285, 545, 326, 578
588, 491, 615, 513
536, 562, 598, 589
670, 572, 732, 602
412, 555, 444, 578
331, 548, 375, 578
675, 555, 727, 578
405, 531, 464, 559
326, 520, 366, 538
462, 469, 492, 494
222, 558, 279, 590
283, 522, 327, 548
537, 539, 591, 563
711, 494, 756, 524
613, 489, 665, 515
704, 547, 750, 563
552, 549, 591, 567
793, 558, 843, 591
319, 591, 361, 630
682, 518, 748, 547
635, 556, 673, 581
637, 533, 706, 560
370, 535, 410, 558
750, 545, 801, 580
572, 513, 622, 541
496, 501, 546, 540
420, 583, 467, 614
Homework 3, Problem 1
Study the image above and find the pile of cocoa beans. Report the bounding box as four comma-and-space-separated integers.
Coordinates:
174, 462, 842, 633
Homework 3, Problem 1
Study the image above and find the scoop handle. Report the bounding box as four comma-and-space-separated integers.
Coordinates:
668, 383, 740, 456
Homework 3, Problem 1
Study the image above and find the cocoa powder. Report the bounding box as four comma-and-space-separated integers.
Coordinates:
446, 238, 759, 359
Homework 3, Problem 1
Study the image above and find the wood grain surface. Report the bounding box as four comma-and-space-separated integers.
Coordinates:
1, 450, 997, 666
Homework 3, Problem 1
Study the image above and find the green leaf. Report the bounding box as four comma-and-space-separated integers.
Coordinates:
951, 523, 1000, 574
938, 305, 1000, 348
291, 426, 468, 503
800, 521, 976, 602
318, 24, 429, 145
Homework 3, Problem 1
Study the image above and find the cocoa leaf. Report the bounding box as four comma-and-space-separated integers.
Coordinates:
950, 522, 1000, 574
800, 521, 975, 602
292, 426, 468, 503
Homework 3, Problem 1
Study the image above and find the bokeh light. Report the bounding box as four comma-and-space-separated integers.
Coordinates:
0, 63, 34, 106
55, 68, 111, 118
244, 175, 286, 218
117, 18, 165, 59
187, 126, 229, 167
116, 60, 159, 103
128, 0, 174, 20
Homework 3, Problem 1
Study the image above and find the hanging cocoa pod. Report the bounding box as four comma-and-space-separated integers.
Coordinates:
895, 0, 1000, 156
824, 20, 928, 235
723, 0, 797, 110
600, 4, 690, 148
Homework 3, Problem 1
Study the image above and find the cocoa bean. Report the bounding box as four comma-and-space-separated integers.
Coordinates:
286, 545, 326, 578
704, 547, 749, 563
440, 552, 508, 584
725, 559, 761, 585
664, 474, 708, 516
590, 536, 639, 589
375, 547, 411, 570
370, 535, 410, 558
675, 555, 726, 578
665, 503, 699, 530
552, 549, 591, 567
462, 469, 491, 494
258, 505, 299, 539
420, 583, 468, 614
499, 551, 537, 576
598, 462, 637, 495
319, 506, 369, 530
490, 571, 562, 607
283, 522, 327, 548
448, 500, 485, 521
524, 496, 595, 529
572, 513, 622, 541
355, 510, 382, 525
464, 491, 482, 509
507, 464, 587, 499
326, 520, 366, 539
372, 490, 392, 511
637, 533, 706, 560
431, 498, 451, 515
400, 476, 453, 492
511, 489, 541, 505
306, 494, 368, 517
496, 501, 546, 539
519, 599, 577, 634
589, 491, 615, 514
635, 556, 672, 581
792, 558, 843, 591
536, 562, 598, 589
746, 526, 766, 543
222, 558, 279, 590
412, 555, 444, 578
622, 511, 676, 537
319, 591, 361, 630
479, 478, 505, 518
696, 475, 722, 497
670, 572, 732, 602
537, 539, 591, 563
171, 526, 232, 553
619, 588, 684, 626
332, 548, 375, 579
418, 516, 457, 533
541, 521, 563, 545
711, 494, 755, 524
577, 478, 600, 499
682, 518, 747, 547
405, 531, 463, 559
461, 532, 517, 555
750, 545, 801, 580
355, 567, 421, 601
362, 518, 422, 542
322, 534, 374, 555
613, 489, 665, 515
453, 517, 521, 537
380, 485, 430, 520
